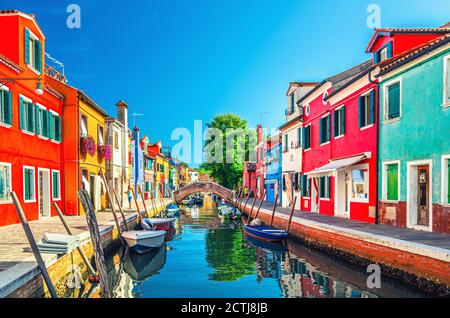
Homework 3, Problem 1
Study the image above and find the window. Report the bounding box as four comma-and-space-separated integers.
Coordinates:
24, 28, 42, 73
385, 163, 399, 201
302, 125, 311, 149
374, 42, 393, 64
23, 167, 35, 202
294, 173, 300, 191
98, 125, 104, 146
442, 156, 450, 204
114, 131, 119, 150
145, 181, 150, 192
290, 94, 295, 113
351, 169, 368, 200
20, 96, 35, 133
52, 170, 61, 200
333, 106, 345, 137
320, 115, 330, 144
284, 134, 288, 152
0, 86, 12, 126
50, 112, 62, 142
359, 91, 375, 128
36, 105, 50, 138
297, 127, 302, 148
444, 56, 450, 106
301, 175, 310, 197
80, 114, 88, 137
282, 175, 287, 191
319, 176, 330, 199
385, 81, 401, 121
0, 163, 12, 203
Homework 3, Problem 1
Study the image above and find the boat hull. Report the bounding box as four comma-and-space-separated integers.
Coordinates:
243, 225, 288, 242
145, 218, 176, 231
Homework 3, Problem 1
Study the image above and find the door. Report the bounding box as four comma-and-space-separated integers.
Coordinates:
89, 175, 96, 209
38, 170, 50, 217
311, 177, 319, 213
344, 172, 350, 217
417, 165, 429, 226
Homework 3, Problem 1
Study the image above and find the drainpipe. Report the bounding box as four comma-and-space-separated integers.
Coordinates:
369, 68, 380, 224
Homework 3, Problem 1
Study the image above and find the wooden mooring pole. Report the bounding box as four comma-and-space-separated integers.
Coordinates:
131, 186, 143, 223
286, 196, 298, 233
78, 190, 112, 298
10, 192, 58, 298
149, 192, 158, 216
270, 194, 279, 227
99, 168, 124, 245
53, 202, 96, 277
247, 190, 260, 224
241, 190, 252, 212
112, 187, 129, 231
252, 189, 267, 223
158, 187, 166, 211
138, 185, 149, 218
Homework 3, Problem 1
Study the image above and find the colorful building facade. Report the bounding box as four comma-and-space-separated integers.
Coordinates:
264, 134, 282, 204
0, 10, 64, 225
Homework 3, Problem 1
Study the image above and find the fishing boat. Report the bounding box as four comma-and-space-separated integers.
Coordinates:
142, 217, 176, 231
166, 203, 180, 213
243, 225, 288, 242
122, 230, 166, 254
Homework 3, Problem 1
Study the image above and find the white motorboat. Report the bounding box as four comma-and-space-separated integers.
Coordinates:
122, 230, 166, 254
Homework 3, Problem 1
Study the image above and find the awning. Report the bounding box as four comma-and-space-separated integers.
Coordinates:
304, 153, 369, 176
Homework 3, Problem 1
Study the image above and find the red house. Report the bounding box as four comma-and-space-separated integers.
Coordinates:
299, 60, 377, 222
0, 10, 64, 226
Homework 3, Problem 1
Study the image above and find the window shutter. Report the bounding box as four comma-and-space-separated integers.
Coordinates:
333, 111, 338, 137
58, 116, 62, 141
374, 52, 380, 64
340, 106, 345, 134
29, 103, 35, 133
319, 118, 323, 144
6, 91, 12, 125
387, 42, 393, 58
19, 98, 24, 130
448, 161, 450, 203
36, 41, 42, 73
306, 126, 311, 148
24, 170, 30, 200
327, 176, 331, 198
301, 127, 306, 149
358, 96, 366, 128
388, 83, 400, 119
24, 28, 30, 65
327, 115, 330, 141
369, 90, 375, 124
52, 172, 57, 197
48, 112, 53, 139
298, 127, 301, 147
35, 106, 41, 135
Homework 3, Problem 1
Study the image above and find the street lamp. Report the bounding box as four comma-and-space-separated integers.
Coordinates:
0, 77, 44, 95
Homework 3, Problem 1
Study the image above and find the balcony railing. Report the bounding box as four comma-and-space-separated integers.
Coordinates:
44, 64, 67, 83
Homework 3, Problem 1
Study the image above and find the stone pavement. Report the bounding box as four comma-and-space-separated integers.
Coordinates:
242, 200, 450, 255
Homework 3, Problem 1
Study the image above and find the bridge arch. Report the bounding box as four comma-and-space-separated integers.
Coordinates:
173, 182, 234, 204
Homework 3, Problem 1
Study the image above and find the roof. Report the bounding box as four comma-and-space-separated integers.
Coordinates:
365, 26, 450, 52
0, 10, 46, 39
0, 52, 24, 73
285, 81, 319, 96
78, 90, 109, 117
377, 33, 450, 76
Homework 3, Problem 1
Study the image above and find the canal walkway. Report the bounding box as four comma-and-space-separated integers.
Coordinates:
0, 198, 171, 298
240, 200, 450, 291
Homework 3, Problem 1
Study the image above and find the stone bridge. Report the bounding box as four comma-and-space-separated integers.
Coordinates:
173, 182, 235, 204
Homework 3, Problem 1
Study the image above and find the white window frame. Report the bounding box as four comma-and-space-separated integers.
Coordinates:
51, 169, 61, 200
0, 162, 12, 204
334, 105, 345, 139
383, 78, 402, 123
443, 54, 450, 108
381, 160, 401, 202
25, 28, 41, 75
359, 90, 374, 130
441, 154, 450, 206
349, 163, 369, 203
49, 109, 61, 143
0, 84, 11, 129
23, 165, 36, 203
19, 94, 35, 135
36, 103, 49, 140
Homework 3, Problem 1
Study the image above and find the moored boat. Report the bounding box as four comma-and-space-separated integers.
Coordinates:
243, 225, 288, 242
142, 217, 176, 231
122, 230, 166, 254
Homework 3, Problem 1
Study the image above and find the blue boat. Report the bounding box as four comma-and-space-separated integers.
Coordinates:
243, 225, 288, 242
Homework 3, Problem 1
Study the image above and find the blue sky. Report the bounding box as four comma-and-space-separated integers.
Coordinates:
4, 0, 449, 164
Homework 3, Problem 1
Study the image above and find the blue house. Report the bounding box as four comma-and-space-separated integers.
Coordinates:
265, 135, 282, 205
131, 126, 144, 198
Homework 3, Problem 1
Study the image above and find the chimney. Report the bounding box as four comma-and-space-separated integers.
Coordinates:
116, 100, 128, 128
257, 124, 263, 144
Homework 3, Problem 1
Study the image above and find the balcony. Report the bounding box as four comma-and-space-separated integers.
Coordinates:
44, 64, 67, 83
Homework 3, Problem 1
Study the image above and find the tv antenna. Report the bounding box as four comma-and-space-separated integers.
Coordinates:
131, 113, 144, 127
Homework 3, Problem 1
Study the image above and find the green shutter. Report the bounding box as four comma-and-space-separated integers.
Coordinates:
58, 116, 62, 141
297, 127, 301, 147
302, 127, 306, 148
24, 28, 30, 65
333, 111, 338, 137
340, 106, 345, 134
387, 164, 399, 200
388, 83, 400, 119
306, 126, 310, 149
48, 113, 53, 139
319, 118, 323, 144
358, 96, 365, 127
369, 90, 375, 124
447, 161, 450, 203
43, 110, 48, 137
2, 90, 12, 125
327, 115, 330, 141
28, 103, 35, 133
387, 42, 393, 58
35, 106, 41, 136
24, 169, 30, 200
19, 97, 24, 129
35, 41, 42, 73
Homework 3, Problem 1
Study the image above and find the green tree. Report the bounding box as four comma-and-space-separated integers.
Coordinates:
200, 113, 256, 189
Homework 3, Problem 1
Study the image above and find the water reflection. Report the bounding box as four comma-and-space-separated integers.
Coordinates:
62, 194, 427, 298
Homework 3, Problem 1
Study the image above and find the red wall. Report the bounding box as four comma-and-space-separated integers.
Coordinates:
0, 14, 64, 226
370, 33, 443, 57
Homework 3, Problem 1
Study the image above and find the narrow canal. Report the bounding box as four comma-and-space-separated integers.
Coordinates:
60, 195, 429, 298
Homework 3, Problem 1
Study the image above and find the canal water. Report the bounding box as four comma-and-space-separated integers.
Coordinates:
61, 195, 428, 298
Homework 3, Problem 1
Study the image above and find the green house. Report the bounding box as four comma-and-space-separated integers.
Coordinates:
377, 37, 450, 234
